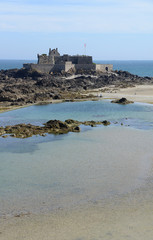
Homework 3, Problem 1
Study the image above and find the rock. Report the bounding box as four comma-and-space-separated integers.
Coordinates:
102, 120, 111, 126
44, 120, 69, 129
14, 68, 42, 79
0, 68, 152, 107
0, 128, 6, 135
0, 119, 111, 138
72, 126, 80, 132
65, 119, 80, 124
53, 94, 61, 100
111, 98, 134, 105
40, 133, 46, 137
10, 134, 16, 137
83, 120, 97, 126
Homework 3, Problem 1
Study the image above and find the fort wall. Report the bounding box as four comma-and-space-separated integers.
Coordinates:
23, 63, 113, 74
95, 64, 113, 72
75, 64, 95, 71
23, 62, 76, 73
23, 48, 113, 73
23, 64, 54, 73
65, 62, 75, 72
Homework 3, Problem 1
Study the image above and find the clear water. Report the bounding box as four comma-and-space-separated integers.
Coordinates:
0, 126, 153, 216
0, 100, 153, 130
0, 59, 36, 70
0, 101, 153, 216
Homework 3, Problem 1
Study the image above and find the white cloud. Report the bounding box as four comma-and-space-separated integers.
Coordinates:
0, 0, 153, 33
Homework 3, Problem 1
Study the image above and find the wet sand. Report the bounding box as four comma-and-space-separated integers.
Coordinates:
1, 191, 153, 240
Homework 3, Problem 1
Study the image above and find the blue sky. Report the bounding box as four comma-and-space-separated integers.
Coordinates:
0, 0, 153, 60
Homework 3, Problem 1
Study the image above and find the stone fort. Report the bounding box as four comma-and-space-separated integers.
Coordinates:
23, 48, 113, 73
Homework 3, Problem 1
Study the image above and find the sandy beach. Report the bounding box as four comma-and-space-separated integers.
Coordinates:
1, 183, 153, 240
101, 84, 153, 104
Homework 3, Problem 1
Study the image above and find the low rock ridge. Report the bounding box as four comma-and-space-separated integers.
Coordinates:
0, 119, 110, 139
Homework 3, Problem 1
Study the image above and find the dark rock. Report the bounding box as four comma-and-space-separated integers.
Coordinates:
65, 119, 80, 124
2, 135, 8, 138
44, 120, 69, 129
53, 95, 61, 100
14, 68, 42, 79
102, 120, 111, 126
111, 98, 134, 105
83, 121, 97, 126
72, 126, 80, 132
0, 119, 111, 138
0, 67, 152, 108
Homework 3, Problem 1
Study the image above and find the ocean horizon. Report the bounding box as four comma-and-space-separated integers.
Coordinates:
0, 59, 153, 77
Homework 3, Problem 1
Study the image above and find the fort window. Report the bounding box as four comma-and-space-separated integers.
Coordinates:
106, 67, 108, 71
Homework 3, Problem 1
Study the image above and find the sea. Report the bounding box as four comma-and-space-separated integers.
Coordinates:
0, 60, 153, 217
0, 59, 153, 77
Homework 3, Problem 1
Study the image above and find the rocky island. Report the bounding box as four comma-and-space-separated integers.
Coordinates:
0, 48, 153, 112
0, 67, 152, 111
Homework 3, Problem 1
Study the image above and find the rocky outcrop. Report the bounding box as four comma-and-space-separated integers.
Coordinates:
0, 68, 152, 108
83, 120, 110, 127
0, 119, 111, 138
111, 98, 134, 105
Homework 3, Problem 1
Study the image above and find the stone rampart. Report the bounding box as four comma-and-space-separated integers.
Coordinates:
23, 64, 54, 73
65, 62, 75, 72
95, 64, 113, 72
23, 48, 113, 73
75, 64, 95, 71
69, 56, 92, 64
24, 63, 113, 74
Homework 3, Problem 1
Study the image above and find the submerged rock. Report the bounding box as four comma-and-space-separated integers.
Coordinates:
65, 119, 80, 125
102, 120, 111, 126
0, 119, 111, 139
44, 120, 69, 129
111, 97, 134, 105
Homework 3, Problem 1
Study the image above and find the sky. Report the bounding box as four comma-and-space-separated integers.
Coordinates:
0, 0, 153, 60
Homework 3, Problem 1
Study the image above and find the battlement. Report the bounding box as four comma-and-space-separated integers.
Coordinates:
23, 48, 113, 73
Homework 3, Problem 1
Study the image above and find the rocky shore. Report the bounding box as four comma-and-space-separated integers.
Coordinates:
111, 97, 134, 104
0, 119, 110, 138
0, 68, 152, 111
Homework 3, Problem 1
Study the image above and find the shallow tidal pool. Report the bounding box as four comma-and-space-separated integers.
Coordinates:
0, 100, 153, 216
